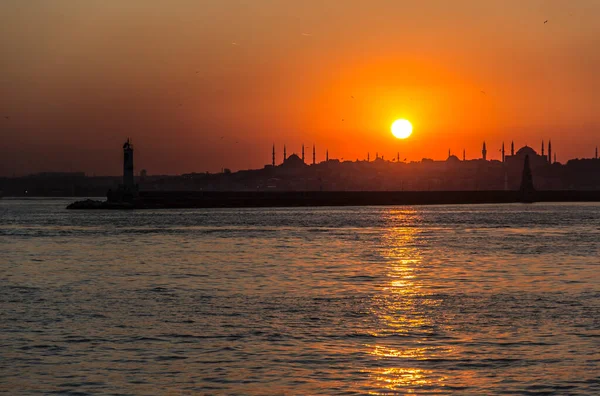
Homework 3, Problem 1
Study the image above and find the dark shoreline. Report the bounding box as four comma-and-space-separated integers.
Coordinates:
66, 190, 600, 209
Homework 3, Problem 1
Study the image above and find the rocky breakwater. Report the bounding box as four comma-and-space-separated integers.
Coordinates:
66, 199, 135, 210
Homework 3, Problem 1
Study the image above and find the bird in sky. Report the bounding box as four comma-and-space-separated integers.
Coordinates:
480, 91, 486, 95
544, 20, 548, 24
351, 96, 354, 99
4, 116, 8, 119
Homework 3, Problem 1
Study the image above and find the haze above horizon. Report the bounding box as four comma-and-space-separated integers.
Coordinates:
1, 0, 599, 176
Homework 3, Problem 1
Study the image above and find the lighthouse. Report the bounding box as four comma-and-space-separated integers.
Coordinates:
123, 138, 135, 191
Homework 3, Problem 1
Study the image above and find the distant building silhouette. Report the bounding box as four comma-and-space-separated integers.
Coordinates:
505, 145, 548, 169
541, 140, 545, 158
482, 141, 487, 161
447, 154, 460, 164
313, 144, 316, 165
463, 149, 466, 161
502, 142, 505, 163
520, 154, 535, 202
548, 140, 552, 164
272, 144, 275, 167
282, 154, 306, 169
302, 144, 305, 163
326, 149, 329, 162
283, 145, 287, 163
123, 138, 134, 190
511, 140, 515, 156
107, 138, 138, 203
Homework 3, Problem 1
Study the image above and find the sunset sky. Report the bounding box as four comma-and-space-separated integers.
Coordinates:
1, 0, 599, 176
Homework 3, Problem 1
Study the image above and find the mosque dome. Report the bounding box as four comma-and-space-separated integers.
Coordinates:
446, 155, 461, 163
282, 154, 306, 167
516, 146, 538, 157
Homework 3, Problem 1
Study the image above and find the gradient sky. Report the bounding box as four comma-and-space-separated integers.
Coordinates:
1, 0, 599, 176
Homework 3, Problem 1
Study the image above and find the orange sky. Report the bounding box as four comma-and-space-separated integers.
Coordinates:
1, 0, 599, 175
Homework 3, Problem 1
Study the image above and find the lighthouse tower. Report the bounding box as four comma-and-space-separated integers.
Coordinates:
123, 138, 135, 191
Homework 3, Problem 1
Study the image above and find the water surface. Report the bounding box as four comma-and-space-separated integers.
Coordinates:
1, 200, 599, 394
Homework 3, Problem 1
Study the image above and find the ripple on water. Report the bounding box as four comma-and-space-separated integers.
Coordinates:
1, 201, 599, 394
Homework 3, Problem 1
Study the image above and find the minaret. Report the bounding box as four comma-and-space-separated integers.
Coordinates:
367, 152, 370, 162
541, 140, 545, 157
397, 152, 400, 162
302, 144, 305, 163
548, 140, 552, 164
511, 141, 515, 156
463, 149, 466, 161
283, 145, 287, 163
502, 142, 505, 163
448, 148, 451, 158
312, 144, 316, 165
326, 149, 329, 162
272, 144, 275, 167
482, 141, 487, 161
376, 152, 379, 160
122, 138, 136, 196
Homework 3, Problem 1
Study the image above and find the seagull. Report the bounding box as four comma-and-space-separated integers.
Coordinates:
480, 91, 486, 95
342, 119, 344, 121
544, 20, 548, 24
351, 96, 354, 99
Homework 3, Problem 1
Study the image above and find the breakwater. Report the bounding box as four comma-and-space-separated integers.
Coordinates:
67, 190, 600, 209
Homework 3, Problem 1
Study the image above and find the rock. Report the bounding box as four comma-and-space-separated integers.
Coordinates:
66, 199, 134, 210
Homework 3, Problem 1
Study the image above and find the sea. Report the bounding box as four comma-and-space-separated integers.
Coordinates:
1, 199, 599, 395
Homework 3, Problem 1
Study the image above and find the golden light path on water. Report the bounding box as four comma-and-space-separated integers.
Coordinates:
364, 209, 450, 393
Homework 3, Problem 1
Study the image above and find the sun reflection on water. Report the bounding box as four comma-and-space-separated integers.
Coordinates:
366, 367, 448, 394
365, 209, 451, 393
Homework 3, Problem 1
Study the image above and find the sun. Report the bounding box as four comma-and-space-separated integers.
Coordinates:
391, 119, 413, 139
